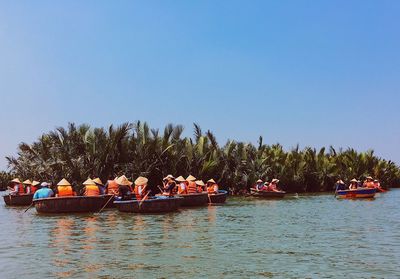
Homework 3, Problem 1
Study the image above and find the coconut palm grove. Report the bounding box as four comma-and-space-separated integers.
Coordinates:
2, 121, 399, 193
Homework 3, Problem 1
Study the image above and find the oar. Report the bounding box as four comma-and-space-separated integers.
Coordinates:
139, 191, 151, 208
334, 184, 339, 198
96, 195, 115, 214
23, 202, 34, 213
157, 185, 164, 194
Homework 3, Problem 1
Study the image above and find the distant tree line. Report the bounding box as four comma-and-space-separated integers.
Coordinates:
4, 122, 400, 194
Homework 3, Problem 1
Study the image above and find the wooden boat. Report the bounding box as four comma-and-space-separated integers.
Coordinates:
208, 190, 228, 204
3, 194, 33, 206
336, 187, 376, 199
33, 196, 108, 213
102, 194, 116, 208
250, 188, 286, 198
114, 196, 183, 213
177, 192, 209, 206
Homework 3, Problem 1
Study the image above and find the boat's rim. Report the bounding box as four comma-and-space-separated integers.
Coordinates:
208, 190, 228, 196
177, 192, 209, 197
114, 196, 184, 204
250, 189, 286, 194
33, 195, 109, 202
336, 187, 377, 194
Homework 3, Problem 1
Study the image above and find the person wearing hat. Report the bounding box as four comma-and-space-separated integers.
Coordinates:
349, 178, 358, 190
373, 179, 381, 189
195, 180, 205, 193
363, 176, 375, 189
83, 178, 101, 196
105, 175, 120, 196
55, 178, 76, 197
162, 175, 176, 197
133, 176, 149, 200
186, 175, 198, 194
176, 176, 188, 194
25, 180, 40, 194
267, 179, 280, 192
206, 179, 219, 194
33, 182, 54, 200
334, 179, 346, 191
115, 175, 133, 200
255, 179, 265, 191
8, 178, 24, 195
93, 177, 106, 195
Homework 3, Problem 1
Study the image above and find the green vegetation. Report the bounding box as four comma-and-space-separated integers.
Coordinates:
0, 171, 12, 191
6, 122, 400, 194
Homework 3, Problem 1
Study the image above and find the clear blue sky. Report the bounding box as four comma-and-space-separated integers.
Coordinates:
0, 0, 399, 170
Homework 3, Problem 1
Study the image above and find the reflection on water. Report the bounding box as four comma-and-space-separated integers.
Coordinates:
0, 190, 400, 278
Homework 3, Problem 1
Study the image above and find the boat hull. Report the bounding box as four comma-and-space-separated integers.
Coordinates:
250, 188, 286, 198
3, 194, 33, 206
208, 190, 228, 204
33, 196, 108, 213
177, 192, 209, 206
336, 188, 376, 199
114, 196, 183, 213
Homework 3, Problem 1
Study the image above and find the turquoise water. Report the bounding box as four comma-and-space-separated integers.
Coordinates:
0, 190, 399, 278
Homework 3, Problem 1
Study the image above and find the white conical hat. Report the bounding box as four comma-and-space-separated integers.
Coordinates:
11, 178, 21, 184
134, 176, 148, 185
195, 180, 205, 186
186, 175, 196, 181
57, 178, 71, 186
23, 179, 32, 185
83, 178, 96, 185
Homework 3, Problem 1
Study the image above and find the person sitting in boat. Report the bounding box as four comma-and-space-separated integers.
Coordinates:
26, 180, 40, 194
267, 179, 280, 192
373, 179, 381, 189
206, 179, 219, 194
116, 175, 134, 200
93, 177, 105, 195
8, 178, 25, 195
194, 180, 205, 192
335, 180, 346, 191
83, 178, 101, 196
162, 175, 176, 196
33, 182, 54, 200
106, 176, 120, 196
133, 176, 149, 200
176, 176, 188, 194
349, 178, 358, 190
22, 179, 32, 194
55, 178, 76, 197
186, 175, 198, 193
255, 179, 265, 191
363, 176, 375, 188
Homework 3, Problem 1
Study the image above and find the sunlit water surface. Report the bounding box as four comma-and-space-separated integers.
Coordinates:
0, 190, 399, 278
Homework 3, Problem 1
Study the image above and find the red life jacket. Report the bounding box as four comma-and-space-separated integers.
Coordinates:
17, 184, 25, 195
107, 180, 119, 195
30, 185, 38, 194
57, 186, 74, 197
187, 181, 197, 194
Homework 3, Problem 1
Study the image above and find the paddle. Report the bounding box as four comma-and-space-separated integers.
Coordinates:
96, 194, 115, 214
334, 184, 339, 198
23, 202, 34, 213
157, 185, 164, 194
139, 190, 151, 208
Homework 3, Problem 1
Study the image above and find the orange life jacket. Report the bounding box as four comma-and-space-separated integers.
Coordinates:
84, 185, 100, 196
187, 181, 197, 194
134, 185, 147, 200
107, 180, 119, 195
57, 186, 74, 197
207, 184, 218, 193
178, 182, 188, 194
364, 181, 375, 188
17, 184, 25, 195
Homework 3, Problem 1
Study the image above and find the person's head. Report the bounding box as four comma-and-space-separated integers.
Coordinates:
134, 176, 148, 187
32, 181, 40, 187
23, 179, 32, 186
186, 175, 196, 182
92, 178, 104, 186
366, 176, 373, 182
350, 178, 358, 185
175, 176, 186, 184
256, 179, 263, 184
207, 179, 216, 186
10, 178, 21, 186
195, 180, 205, 187
271, 179, 280, 184
41, 182, 50, 188
83, 178, 96, 187
374, 179, 379, 183
57, 178, 72, 187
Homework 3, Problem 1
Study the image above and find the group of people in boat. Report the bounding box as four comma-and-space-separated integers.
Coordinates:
254, 178, 282, 192
6, 174, 220, 201
335, 176, 382, 191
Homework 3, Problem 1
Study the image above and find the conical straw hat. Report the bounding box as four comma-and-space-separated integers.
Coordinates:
83, 178, 96, 185
256, 179, 263, 183
57, 178, 71, 186
195, 180, 205, 186
116, 175, 131, 186
32, 180, 40, 186
366, 176, 373, 180
207, 178, 216, 184
350, 178, 358, 183
92, 178, 104, 185
271, 179, 280, 183
134, 176, 148, 185
11, 178, 21, 184
186, 175, 196, 181
175, 176, 185, 182
23, 179, 32, 185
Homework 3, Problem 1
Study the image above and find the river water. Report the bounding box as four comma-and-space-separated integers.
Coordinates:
0, 190, 399, 278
